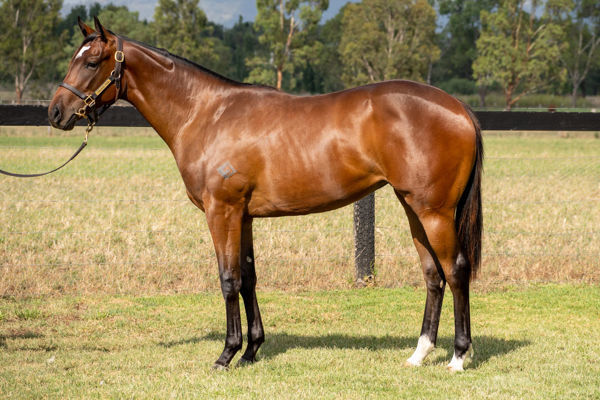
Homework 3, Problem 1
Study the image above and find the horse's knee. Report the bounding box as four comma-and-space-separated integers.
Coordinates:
219, 271, 242, 300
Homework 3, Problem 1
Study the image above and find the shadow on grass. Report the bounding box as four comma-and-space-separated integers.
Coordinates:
160, 332, 529, 368
0, 329, 45, 349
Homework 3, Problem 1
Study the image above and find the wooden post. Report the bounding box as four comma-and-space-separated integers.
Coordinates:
353, 192, 375, 286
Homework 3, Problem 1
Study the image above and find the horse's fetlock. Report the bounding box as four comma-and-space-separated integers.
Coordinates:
250, 328, 265, 345
226, 336, 243, 352
454, 336, 471, 356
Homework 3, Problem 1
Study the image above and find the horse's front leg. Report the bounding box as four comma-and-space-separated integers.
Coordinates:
206, 200, 245, 369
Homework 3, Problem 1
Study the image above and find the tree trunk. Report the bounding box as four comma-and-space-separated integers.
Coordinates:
478, 86, 487, 108
571, 84, 579, 108
505, 86, 514, 111
276, 67, 283, 91
15, 87, 23, 105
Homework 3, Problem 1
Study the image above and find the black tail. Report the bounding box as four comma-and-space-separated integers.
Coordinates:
456, 104, 483, 280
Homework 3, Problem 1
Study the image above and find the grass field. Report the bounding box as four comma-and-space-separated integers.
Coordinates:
1, 285, 599, 399
1, 126, 599, 398
1, 126, 599, 295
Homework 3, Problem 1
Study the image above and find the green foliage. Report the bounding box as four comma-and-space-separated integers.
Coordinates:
4, 0, 600, 100
438, 77, 477, 94
153, 0, 231, 73
339, 0, 439, 87
434, 0, 499, 84
98, 5, 154, 44
223, 16, 261, 82
249, 0, 329, 90
0, 0, 65, 103
473, 0, 567, 110
547, 0, 600, 106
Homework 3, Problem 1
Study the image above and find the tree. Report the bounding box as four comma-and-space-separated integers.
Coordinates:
548, 0, 600, 107
296, 9, 345, 93
223, 16, 261, 82
435, 0, 499, 82
248, 0, 329, 91
0, 0, 63, 103
434, 0, 500, 100
338, 0, 439, 87
56, 4, 88, 38
98, 4, 154, 44
473, 0, 565, 110
153, 0, 230, 73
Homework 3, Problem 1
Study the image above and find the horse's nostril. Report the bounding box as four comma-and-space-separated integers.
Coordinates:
51, 106, 62, 123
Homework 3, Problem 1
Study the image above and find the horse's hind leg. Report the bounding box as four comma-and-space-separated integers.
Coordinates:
238, 218, 265, 365
401, 197, 473, 371
400, 198, 446, 367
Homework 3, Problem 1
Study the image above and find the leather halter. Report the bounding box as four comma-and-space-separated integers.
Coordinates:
59, 36, 125, 125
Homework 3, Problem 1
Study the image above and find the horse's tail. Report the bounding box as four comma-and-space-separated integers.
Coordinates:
456, 104, 483, 280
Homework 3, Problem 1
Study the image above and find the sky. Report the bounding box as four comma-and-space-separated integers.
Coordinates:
61, 0, 356, 28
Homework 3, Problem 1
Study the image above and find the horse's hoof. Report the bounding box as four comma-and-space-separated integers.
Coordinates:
446, 344, 473, 372
236, 357, 256, 367
446, 362, 464, 372
404, 359, 421, 367
212, 362, 229, 371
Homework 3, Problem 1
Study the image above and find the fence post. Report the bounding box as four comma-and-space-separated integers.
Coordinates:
353, 192, 375, 286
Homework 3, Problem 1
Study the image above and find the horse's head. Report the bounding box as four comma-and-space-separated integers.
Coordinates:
49, 17, 124, 130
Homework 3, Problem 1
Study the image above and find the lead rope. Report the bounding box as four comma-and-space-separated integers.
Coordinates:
0, 119, 93, 178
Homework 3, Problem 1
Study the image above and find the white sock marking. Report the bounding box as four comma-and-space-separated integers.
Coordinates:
447, 344, 474, 372
406, 335, 435, 366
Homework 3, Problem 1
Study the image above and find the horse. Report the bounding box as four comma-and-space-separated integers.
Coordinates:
49, 17, 483, 372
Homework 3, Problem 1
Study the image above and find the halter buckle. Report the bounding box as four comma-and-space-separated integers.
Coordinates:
114, 51, 124, 63
83, 95, 96, 108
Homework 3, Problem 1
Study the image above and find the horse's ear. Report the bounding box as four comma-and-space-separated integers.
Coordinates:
77, 16, 94, 38
93, 16, 108, 42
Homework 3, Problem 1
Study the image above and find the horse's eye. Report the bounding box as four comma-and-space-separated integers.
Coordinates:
86, 62, 98, 69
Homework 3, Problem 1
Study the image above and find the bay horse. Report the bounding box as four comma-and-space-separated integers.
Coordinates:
49, 18, 483, 372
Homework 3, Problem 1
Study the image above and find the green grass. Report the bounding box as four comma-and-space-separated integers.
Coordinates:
1, 127, 599, 295
1, 284, 599, 399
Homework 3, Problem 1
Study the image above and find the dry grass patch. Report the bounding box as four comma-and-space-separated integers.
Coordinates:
1, 128, 599, 296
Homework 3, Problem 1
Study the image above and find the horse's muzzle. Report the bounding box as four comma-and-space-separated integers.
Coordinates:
48, 104, 77, 130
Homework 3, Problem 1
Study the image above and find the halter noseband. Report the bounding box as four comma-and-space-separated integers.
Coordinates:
59, 36, 125, 127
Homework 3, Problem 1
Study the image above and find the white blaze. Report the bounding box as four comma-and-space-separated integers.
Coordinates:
75, 45, 91, 59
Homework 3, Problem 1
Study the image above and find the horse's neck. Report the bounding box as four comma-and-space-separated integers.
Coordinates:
122, 42, 233, 151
